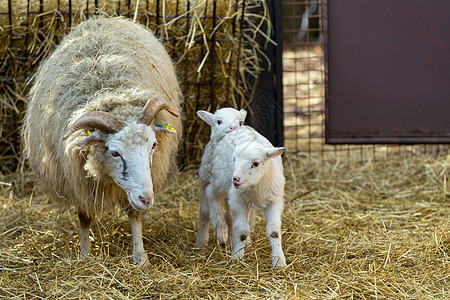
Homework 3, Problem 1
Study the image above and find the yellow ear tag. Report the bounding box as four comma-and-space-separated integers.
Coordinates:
164, 123, 176, 132
86, 130, 94, 148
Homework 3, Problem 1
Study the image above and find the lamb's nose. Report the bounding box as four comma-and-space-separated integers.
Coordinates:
229, 126, 236, 131
139, 195, 153, 208
233, 176, 241, 183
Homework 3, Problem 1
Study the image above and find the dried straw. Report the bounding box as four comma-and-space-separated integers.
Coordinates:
0, 154, 449, 298
0, 0, 272, 173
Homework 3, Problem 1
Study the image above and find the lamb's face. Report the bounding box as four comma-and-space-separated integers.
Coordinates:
197, 108, 247, 139
103, 123, 157, 211
232, 143, 286, 190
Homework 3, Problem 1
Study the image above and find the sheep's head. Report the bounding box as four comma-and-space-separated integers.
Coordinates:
63, 98, 179, 211
231, 142, 286, 190
197, 108, 247, 139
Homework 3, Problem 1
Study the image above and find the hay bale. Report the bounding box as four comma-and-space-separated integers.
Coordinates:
0, 0, 272, 173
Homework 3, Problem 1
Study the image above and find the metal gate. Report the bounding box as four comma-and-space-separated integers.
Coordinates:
324, 0, 450, 144
282, 0, 449, 160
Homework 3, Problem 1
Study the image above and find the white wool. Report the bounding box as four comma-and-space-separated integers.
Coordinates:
21, 16, 183, 267
196, 120, 287, 269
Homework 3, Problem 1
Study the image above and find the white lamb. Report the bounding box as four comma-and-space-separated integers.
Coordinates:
195, 111, 287, 269
195, 108, 247, 245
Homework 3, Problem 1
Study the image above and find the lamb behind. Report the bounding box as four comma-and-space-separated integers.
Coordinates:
195, 115, 287, 269
196, 108, 247, 246
197, 108, 247, 141
22, 17, 182, 267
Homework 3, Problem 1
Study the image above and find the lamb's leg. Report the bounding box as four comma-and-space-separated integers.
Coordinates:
78, 210, 92, 256
195, 185, 211, 247
245, 208, 256, 246
264, 200, 286, 269
224, 203, 234, 246
127, 209, 150, 268
206, 185, 228, 245
228, 194, 250, 261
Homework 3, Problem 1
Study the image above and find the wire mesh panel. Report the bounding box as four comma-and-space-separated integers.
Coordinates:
282, 0, 449, 161
282, 0, 326, 156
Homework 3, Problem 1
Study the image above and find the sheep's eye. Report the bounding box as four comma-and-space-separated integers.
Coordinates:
252, 161, 259, 168
217, 120, 222, 125
110, 151, 121, 158
152, 141, 157, 150
239, 121, 243, 126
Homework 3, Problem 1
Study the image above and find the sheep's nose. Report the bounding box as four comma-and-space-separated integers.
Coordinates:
233, 176, 241, 183
139, 195, 153, 208
229, 126, 236, 131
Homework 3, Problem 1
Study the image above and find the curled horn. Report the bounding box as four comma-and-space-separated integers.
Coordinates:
63, 111, 126, 140
138, 98, 180, 126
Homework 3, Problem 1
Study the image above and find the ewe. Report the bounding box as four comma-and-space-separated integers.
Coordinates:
22, 17, 182, 267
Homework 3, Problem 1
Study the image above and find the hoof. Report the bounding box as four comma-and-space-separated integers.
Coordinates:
134, 254, 150, 268
272, 256, 287, 270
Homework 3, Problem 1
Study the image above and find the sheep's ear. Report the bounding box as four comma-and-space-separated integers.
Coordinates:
152, 124, 177, 135
239, 109, 247, 122
76, 131, 104, 147
265, 147, 286, 159
196, 110, 214, 126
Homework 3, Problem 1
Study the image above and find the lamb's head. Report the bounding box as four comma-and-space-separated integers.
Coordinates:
197, 107, 247, 139
63, 98, 179, 211
232, 142, 286, 189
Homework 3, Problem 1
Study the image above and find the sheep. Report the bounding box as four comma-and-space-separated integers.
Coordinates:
229, 136, 287, 269
21, 16, 182, 268
195, 117, 287, 269
196, 108, 247, 141
195, 108, 247, 246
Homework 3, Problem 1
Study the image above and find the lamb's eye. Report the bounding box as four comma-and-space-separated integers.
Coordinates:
217, 120, 222, 125
239, 121, 243, 126
110, 150, 121, 158
252, 161, 259, 168
152, 141, 157, 150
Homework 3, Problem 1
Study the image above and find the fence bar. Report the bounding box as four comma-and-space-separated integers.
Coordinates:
246, 0, 284, 147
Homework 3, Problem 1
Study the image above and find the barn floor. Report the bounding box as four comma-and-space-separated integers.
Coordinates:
0, 154, 449, 299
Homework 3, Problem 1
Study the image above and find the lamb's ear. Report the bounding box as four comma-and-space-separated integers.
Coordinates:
239, 109, 247, 122
76, 131, 104, 147
152, 124, 177, 135
265, 147, 287, 159
196, 110, 214, 126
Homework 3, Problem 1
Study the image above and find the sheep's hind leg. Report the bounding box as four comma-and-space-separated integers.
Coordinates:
78, 210, 92, 257
195, 186, 211, 247
127, 209, 150, 268
264, 201, 286, 269
225, 203, 234, 246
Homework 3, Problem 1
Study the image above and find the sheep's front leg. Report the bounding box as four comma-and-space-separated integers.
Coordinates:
78, 210, 92, 256
195, 185, 211, 247
206, 185, 228, 245
228, 194, 250, 261
127, 209, 150, 268
264, 200, 286, 269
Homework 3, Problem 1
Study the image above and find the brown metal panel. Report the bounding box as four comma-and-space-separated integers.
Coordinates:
324, 0, 450, 144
